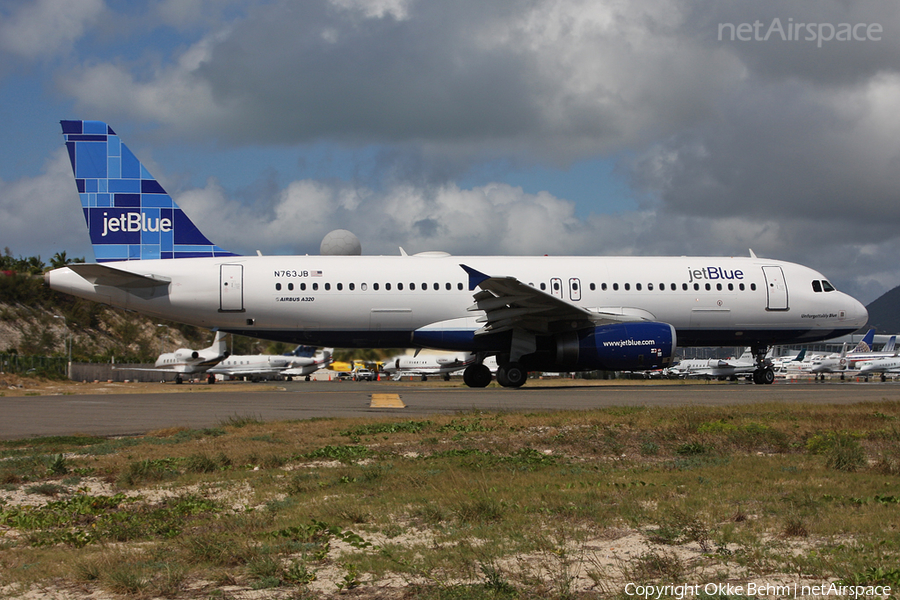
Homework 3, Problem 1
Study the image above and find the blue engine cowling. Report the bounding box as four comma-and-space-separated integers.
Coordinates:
555, 322, 676, 371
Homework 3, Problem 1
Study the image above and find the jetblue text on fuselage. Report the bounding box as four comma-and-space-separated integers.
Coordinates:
688, 267, 744, 284
101, 212, 172, 237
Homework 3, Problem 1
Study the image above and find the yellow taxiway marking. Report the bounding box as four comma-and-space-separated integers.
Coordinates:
370, 393, 405, 408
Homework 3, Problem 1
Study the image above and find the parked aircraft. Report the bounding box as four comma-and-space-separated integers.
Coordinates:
119, 331, 228, 384
667, 348, 761, 380
384, 352, 499, 381
47, 120, 868, 387
810, 329, 876, 378
857, 355, 900, 380
207, 346, 332, 381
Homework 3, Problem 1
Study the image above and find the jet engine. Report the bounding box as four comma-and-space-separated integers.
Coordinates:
554, 322, 676, 371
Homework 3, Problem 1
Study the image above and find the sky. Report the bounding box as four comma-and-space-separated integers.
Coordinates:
0, 0, 898, 305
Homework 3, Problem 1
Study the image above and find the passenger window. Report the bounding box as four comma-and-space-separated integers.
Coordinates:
624, 283, 630, 291
716, 283, 722, 291
693, 283, 699, 291
728, 283, 733, 291
288, 283, 294, 291
410, 283, 415, 290
601, 283, 607, 291
325, 283, 331, 291
300, 283, 306, 291
276, 283, 282, 291
613, 283, 619, 291
398, 283, 404, 290
705, 283, 711, 291
636, 283, 643, 291
313, 283, 319, 291
812, 280, 822, 293
446, 283, 451, 290
350, 283, 355, 291
337, 283, 343, 291
374, 283, 379, 291
458, 283, 463, 290
822, 280, 835, 292
750, 283, 757, 291
360, 283, 366, 291
739, 283, 745, 291
434, 283, 439, 290
540, 283, 546, 290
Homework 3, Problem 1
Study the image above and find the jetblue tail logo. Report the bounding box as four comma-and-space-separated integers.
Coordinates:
61, 120, 236, 262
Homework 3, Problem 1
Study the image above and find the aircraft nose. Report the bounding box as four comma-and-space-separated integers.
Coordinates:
845, 293, 869, 327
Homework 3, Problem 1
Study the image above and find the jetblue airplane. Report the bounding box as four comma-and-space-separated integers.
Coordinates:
46, 120, 868, 387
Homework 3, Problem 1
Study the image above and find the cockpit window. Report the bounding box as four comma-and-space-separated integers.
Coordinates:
822, 280, 835, 292
812, 280, 822, 293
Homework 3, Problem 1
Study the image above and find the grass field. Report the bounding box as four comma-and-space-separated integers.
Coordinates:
1, 401, 899, 599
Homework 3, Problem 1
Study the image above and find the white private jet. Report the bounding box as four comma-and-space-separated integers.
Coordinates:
667, 348, 761, 380
207, 346, 333, 381
46, 121, 868, 387
384, 352, 499, 381
118, 330, 228, 384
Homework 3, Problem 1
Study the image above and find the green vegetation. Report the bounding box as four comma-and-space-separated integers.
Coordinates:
1, 402, 899, 598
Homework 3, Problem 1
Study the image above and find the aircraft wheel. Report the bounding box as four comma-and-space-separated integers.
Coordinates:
175, 374, 183, 385
207, 374, 216, 384
443, 373, 450, 381
882, 374, 887, 382
497, 363, 527, 388
421, 375, 428, 382
463, 364, 492, 388
761, 367, 775, 384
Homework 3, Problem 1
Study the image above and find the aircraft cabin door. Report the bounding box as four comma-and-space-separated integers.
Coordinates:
220, 264, 245, 312
550, 278, 563, 299
569, 278, 582, 301
762, 266, 788, 311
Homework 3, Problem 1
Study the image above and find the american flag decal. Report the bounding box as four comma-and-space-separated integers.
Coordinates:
311, 270, 323, 277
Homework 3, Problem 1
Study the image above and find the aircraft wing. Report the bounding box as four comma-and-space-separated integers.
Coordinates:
461, 265, 647, 336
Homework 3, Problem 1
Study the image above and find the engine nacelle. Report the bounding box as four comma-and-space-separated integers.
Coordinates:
555, 322, 676, 371
174, 349, 200, 361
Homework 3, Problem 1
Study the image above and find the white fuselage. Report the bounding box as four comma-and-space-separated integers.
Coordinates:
47, 254, 867, 350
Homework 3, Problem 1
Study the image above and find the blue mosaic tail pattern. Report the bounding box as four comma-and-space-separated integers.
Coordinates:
61, 120, 236, 262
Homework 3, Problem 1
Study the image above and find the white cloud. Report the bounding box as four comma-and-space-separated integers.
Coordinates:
0, 0, 104, 60
0, 150, 94, 261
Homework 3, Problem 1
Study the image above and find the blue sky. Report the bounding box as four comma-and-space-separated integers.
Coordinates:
1, 0, 899, 305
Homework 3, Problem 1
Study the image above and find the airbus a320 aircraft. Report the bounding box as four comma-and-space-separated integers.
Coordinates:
46, 121, 868, 387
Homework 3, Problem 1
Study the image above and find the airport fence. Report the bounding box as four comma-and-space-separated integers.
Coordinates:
0, 353, 67, 378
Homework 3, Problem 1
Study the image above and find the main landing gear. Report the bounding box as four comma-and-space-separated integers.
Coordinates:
462, 360, 529, 388
463, 363, 492, 388
496, 362, 527, 388
751, 345, 775, 385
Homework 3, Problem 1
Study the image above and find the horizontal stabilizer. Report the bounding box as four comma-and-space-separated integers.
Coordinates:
67, 263, 170, 289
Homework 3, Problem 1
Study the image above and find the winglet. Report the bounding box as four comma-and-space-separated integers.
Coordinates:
460, 264, 490, 291
60, 120, 237, 262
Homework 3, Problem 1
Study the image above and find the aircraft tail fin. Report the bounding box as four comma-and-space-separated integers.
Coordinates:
60, 120, 236, 262
209, 331, 228, 358
793, 348, 806, 362
852, 328, 876, 353
885, 336, 896, 353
